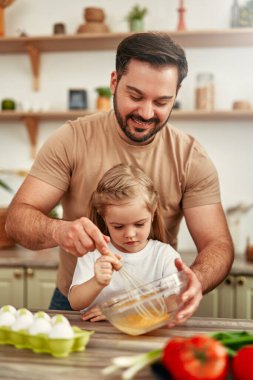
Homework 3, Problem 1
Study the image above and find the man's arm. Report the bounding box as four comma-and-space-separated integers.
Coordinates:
184, 203, 234, 294
5, 175, 110, 256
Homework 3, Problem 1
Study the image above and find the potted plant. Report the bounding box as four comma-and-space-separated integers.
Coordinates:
95, 86, 112, 111
126, 4, 148, 32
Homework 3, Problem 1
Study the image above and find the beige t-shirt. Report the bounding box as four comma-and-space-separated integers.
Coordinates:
30, 110, 220, 296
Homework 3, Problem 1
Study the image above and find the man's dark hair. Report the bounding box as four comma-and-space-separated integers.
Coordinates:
116, 32, 188, 88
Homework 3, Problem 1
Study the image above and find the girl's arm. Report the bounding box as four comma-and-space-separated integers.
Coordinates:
69, 255, 119, 311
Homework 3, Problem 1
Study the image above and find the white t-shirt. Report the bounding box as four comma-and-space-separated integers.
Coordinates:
69, 239, 180, 311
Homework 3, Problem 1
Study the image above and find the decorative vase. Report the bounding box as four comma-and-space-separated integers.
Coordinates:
96, 96, 111, 111
129, 19, 144, 32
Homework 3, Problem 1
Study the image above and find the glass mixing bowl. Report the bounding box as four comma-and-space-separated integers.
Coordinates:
99, 271, 187, 336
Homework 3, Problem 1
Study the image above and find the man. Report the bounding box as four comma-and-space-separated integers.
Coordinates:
5, 32, 234, 324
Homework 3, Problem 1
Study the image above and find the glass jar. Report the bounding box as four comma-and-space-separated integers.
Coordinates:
195, 73, 215, 111
230, 0, 240, 28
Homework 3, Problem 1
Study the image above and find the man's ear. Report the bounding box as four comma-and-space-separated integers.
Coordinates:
176, 84, 182, 96
110, 71, 117, 95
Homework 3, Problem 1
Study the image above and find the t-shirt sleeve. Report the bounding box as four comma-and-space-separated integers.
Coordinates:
161, 244, 181, 278
182, 140, 221, 208
69, 253, 95, 294
29, 122, 75, 191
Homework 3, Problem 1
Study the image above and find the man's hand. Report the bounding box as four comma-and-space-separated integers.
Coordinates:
168, 258, 203, 327
53, 217, 111, 257
81, 306, 106, 322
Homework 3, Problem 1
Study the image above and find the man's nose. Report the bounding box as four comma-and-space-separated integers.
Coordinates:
138, 102, 155, 120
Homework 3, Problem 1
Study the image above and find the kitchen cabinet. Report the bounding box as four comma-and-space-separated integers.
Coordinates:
194, 274, 253, 319
0, 29, 253, 155
0, 267, 25, 308
0, 267, 56, 309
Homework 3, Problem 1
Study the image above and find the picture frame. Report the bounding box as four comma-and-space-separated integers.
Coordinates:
68, 89, 88, 110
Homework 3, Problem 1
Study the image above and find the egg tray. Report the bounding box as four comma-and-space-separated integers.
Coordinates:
0, 325, 94, 358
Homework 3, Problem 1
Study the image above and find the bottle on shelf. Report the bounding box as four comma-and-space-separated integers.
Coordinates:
230, 0, 240, 28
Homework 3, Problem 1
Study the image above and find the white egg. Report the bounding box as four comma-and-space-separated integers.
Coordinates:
0, 311, 16, 327
48, 322, 74, 339
11, 313, 34, 331
0, 305, 17, 315
16, 308, 33, 318
51, 314, 70, 326
34, 311, 51, 322
28, 318, 52, 335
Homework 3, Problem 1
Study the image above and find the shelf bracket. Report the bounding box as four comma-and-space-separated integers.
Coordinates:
23, 116, 38, 159
25, 43, 40, 91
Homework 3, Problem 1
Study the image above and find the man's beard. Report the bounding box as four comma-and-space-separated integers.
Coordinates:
113, 89, 173, 144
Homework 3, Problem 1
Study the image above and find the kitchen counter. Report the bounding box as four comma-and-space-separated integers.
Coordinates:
0, 245, 253, 275
0, 245, 59, 268
181, 250, 253, 276
1, 311, 253, 380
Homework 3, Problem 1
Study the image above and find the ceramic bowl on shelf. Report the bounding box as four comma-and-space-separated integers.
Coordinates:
99, 271, 187, 336
84, 7, 105, 22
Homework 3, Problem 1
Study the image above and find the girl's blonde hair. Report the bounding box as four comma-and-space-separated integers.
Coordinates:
89, 164, 166, 242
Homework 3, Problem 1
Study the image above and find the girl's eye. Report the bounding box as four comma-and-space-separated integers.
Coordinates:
135, 223, 145, 228
114, 226, 123, 230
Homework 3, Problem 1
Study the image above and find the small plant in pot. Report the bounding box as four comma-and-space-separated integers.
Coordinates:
126, 4, 148, 32
95, 86, 112, 111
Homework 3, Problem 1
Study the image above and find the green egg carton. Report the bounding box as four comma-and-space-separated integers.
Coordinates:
0, 325, 94, 358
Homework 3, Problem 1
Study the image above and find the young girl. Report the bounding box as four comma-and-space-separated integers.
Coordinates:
68, 164, 180, 321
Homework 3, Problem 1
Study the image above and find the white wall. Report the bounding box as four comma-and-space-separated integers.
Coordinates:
1, 0, 253, 253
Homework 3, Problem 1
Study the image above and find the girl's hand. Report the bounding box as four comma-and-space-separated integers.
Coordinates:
81, 306, 106, 322
95, 255, 120, 286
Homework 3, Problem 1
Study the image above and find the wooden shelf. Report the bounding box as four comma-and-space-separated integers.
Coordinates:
171, 109, 253, 120
0, 28, 252, 54
0, 28, 252, 91
1, 109, 252, 122
0, 109, 252, 157
0, 110, 94, 158
0, 110, 93, 120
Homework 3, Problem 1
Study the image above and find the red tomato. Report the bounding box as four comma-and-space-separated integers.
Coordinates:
162, 335, 228, 380
232, 345, 253, 380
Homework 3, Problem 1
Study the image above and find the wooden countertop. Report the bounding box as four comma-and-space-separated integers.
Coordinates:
1, 311, 253, 380
0, 245, 59, 269
1, 245, 253, 276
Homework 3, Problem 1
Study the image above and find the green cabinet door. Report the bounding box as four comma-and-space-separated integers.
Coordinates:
194, 276, 234, 318
26, 268, 56, 310
235, 276, 253, 319
0, 267, 25, 308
